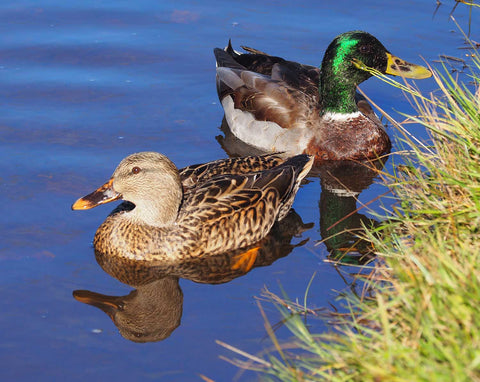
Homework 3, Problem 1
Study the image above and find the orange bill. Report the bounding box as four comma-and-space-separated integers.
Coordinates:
71, 178, 121, 210
73, 290, 120, 320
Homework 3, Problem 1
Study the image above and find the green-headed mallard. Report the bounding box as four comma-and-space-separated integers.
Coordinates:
214, 31, 431, 163
72, 152, 313, 265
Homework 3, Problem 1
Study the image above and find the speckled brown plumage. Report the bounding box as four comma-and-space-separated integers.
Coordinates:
94, 208, 313, 286
73, 210, 313, 343
72, 152, 313, 269
179, 153, 284, 191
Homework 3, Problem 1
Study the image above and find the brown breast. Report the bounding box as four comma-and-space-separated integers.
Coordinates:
305, 115, 391, 163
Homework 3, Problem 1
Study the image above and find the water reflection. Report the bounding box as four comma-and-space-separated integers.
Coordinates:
74, 277, 182, 343
316, 160, 384, 265
217, 118, 387, 265
73, 209, 312, 342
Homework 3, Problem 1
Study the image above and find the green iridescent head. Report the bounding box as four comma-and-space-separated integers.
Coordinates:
320, 31, 431, 114
322, 31, 390, 90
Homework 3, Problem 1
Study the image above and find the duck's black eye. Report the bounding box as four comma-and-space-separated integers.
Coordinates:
132, 166, 141, 174
359, 45, 371, 54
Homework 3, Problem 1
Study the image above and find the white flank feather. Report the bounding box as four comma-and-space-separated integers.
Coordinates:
221, 97, 312, 155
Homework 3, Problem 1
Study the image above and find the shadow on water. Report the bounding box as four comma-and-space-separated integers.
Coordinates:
73, 209, 313, 343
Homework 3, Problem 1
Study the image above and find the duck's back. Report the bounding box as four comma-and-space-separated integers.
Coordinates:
177, 154, 313, 255
214, 45, 321, 101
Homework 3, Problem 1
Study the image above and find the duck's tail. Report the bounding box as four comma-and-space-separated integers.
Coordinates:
276, 154, 314, 220
214, 43, 245, 70
245, 154, 313, 221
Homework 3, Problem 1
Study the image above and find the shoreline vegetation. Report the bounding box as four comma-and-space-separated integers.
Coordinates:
219, 21, 480, 382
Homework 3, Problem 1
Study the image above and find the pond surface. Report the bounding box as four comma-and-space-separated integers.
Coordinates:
1, 1, 477, 380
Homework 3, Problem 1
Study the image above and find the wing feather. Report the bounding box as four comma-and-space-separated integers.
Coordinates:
216, 67, 317, 129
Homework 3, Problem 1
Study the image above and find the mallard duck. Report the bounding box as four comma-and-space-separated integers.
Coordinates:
214, 30, 432, 163
72, 152, 313, 266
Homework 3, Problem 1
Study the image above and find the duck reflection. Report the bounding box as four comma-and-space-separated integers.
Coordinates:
73, 209, 312, 343
74, 276, 182, 343
217, 118, 387, 265
315, 159, 384, 265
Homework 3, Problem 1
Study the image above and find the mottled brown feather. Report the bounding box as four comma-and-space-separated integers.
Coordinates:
93, 209, 313, 287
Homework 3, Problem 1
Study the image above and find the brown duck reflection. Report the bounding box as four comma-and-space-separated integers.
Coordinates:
217, 118, 387, 265
74, 277, 182, 343
73, 209, 312, 343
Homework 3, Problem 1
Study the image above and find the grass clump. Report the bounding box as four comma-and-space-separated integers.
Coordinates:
220, 45, 480, 382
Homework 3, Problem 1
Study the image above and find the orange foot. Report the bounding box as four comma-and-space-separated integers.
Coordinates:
231, 246, 260, 272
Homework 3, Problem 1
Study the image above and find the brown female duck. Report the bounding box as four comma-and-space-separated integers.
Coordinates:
214, 31, 432, 163
72, 152, 313, 266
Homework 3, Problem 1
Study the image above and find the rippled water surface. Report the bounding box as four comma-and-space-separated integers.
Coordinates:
1, 1, 477, 380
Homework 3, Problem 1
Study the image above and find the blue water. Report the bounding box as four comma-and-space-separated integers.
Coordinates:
1, 1, 477, 380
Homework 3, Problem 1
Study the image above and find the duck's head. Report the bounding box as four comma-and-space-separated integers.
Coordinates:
320, 31, 431, 114
323, 31, 431, 84
72, 152, 183, 227
73, 277, 183, 343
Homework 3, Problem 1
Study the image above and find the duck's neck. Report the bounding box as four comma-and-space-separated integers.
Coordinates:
127, 189, 182, 228
320, 71, 359, 115
128, 202, 176, 227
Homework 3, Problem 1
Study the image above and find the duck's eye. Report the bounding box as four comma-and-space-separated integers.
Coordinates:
131, 166, 141, 174
359, 45, 371, 54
